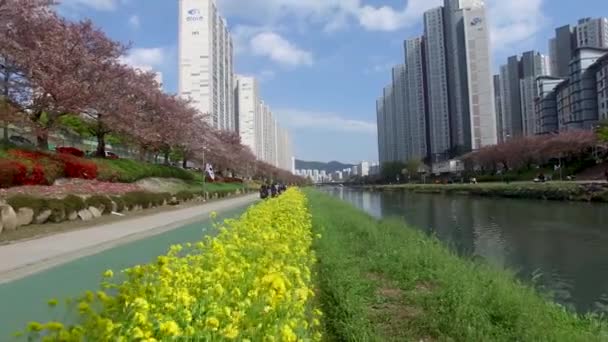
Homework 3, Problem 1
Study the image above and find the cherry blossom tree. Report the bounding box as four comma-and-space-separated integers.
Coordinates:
2, 11, 125, 149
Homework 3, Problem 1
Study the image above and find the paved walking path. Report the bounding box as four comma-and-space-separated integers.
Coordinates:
0, 194, 258, 284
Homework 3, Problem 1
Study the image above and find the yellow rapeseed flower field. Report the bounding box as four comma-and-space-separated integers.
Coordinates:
23, 188, 322, 341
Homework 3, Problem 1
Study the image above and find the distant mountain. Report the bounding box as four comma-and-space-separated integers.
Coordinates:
295, 160, 355, 173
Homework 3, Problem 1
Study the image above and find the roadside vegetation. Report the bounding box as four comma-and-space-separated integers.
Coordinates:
306, 190, 608, 341
370, 181, 608, 203
20, 189, 322, 341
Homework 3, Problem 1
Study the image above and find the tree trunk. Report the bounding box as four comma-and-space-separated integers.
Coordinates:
2, 65, 10, 143
164, 150, 170, 165
2, 123, 7, 143
95, 133, 106, 158
182, 157, 188, 169
37, 129, 49, 150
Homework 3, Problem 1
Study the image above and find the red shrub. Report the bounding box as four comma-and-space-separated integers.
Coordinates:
23, 163, 48, 185
0, 160, 27, 188
55, 154, 98, 180
56, 147, 85, 158
8, 149, 49, 160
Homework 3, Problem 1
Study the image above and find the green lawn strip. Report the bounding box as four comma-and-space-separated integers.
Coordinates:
374, 182, 608, 202
93, 158, 195, 183
306, 190, 608, 341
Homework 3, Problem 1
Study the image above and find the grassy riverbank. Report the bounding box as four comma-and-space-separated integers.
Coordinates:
307, 190, 608, 341
369, 182, 608, 203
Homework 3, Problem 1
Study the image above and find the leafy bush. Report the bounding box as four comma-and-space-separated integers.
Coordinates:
54, 154, 97, 180
56, 147, 85, 158
85, 195, 113, 214
63, 195, 86, 214
45, 199, 66, 223
110, 196, 125, 213
175, 190, 195, 202
6, 195, 47, 216
121, 191, 153, 209
0, 160, 26, 188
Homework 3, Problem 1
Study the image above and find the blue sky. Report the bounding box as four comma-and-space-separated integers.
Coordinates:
58, 0, 608, 163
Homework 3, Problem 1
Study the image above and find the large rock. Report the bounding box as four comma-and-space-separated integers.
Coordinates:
50, 209, 66, 223
88, 206, 102, 218
1, 205, 18, 232
68, 211, 79, 221
35, 209, 52, 224
16, 208, 34, 227
78, 209, 93, 221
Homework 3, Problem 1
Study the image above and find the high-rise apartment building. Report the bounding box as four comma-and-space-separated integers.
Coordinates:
563, 47, 608, 130
575, 17, 608, 49
234, 76, 259, 156
535, 76, 565, 134
520, 51, 549, 136
550, 25, 575, 78
376, 97, 388, 164
500, 56, 523, 139
404, 37, 429, 161
376, 0, 497, 170
597, 54, 608, 122
262, 107, 276, 164
275, 126, 293, 172
444, 0, 497, 151
499, 51, 548, 138
392, 65, 409, 162
549, 18, 608, 78
178, 0, 235, 131
383, 84, 397, 162
424, 7, 451, 162
493, 75, 504, 143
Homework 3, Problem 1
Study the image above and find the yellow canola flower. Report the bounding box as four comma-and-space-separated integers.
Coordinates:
23, 189, 323, 341
159, 320, 181, 336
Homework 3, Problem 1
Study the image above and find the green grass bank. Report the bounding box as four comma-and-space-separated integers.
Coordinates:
368, 182, 608, 203
307, 190, 608, 341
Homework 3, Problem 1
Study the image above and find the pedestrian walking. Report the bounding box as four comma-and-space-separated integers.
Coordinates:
271, 183, 278, 198
259, 185, 268, 199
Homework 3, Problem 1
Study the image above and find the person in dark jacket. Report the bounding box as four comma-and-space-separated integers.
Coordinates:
259, 185, 268, 199
271, 183, 278, 197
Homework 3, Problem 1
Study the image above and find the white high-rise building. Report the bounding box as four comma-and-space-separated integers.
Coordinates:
178, 0, 235, 131
575, 17, 608, 49
235, 76, 259, 156
444, 0, 497, 151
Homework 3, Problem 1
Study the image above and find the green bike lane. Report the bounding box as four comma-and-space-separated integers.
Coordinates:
0, 206, 248, 339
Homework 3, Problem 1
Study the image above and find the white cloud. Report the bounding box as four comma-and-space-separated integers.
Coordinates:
250, 32, 313, 67
357, 0, 442, 31
128, 15, 140, 29
276, 108, 376, 134
119, 47, 166, 70
60, 0, 122, 11
488, 0, 546, 51
218, 0, 442, 32
258, 69, 277, 82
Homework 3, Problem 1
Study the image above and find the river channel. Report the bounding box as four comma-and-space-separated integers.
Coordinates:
325, 187, 608, 314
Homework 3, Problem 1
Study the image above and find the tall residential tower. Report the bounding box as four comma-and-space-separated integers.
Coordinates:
178, 0, 235, 131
